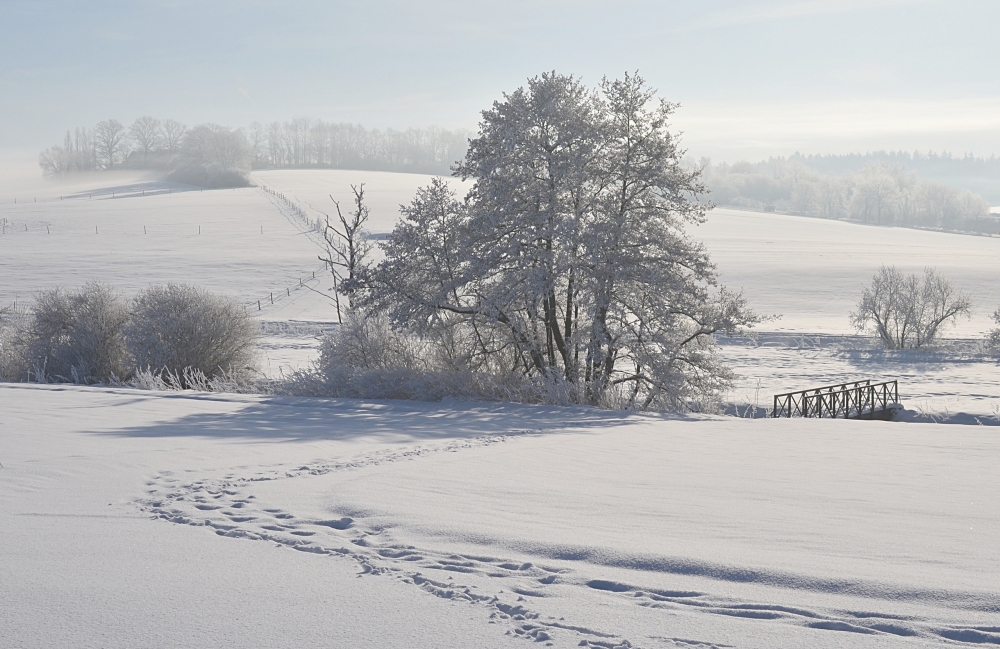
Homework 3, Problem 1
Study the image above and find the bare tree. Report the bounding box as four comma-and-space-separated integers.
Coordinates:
162, 119, 187, 154
246, 121, 267, 167
39, 144, 73, 176
94, 119, 128, 169
129, 116, 161, 165
851, 266, 972, 349
319, 184, 373, 323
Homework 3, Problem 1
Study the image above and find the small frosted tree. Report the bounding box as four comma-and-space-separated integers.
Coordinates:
851, 266, 971, 349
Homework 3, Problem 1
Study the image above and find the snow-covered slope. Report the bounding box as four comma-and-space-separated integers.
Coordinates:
699, 208, 1000, 337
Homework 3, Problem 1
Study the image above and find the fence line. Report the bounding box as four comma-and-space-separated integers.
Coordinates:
242, 263, 334, 315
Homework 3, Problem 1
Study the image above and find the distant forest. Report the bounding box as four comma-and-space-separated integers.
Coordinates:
788, 151, 1000, 204
38, 117, 470, 180
700, 153, 998, 235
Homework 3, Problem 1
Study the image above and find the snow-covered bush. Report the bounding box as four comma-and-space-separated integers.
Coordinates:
850, 266, 972, 349
0, 283, 260, 390
126, 284, 259, 387
288, 312, 565, 404
4, 283, 130, 383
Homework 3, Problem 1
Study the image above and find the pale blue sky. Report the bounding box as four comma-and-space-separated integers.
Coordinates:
3, 0, 998, 160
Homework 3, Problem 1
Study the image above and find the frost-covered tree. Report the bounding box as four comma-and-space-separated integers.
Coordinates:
850, 266, 972, 349
38, 141, 73, 176
365, 72, 761, 411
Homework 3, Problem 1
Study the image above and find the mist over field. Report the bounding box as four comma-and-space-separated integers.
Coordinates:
3, 3, 1000, 648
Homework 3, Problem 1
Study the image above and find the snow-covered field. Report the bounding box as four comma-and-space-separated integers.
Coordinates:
3, 385, 998, 648
2, 168, 999, 647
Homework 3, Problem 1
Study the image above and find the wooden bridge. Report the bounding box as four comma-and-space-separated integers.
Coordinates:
772, 380, 899, 420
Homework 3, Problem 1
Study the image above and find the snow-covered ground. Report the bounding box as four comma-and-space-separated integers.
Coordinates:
2, 168, 999, 647
3, 384, 998, 648
698, 208, 1000, 337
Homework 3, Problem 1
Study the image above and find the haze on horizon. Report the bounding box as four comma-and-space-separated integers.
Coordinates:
2, 0, 999, 165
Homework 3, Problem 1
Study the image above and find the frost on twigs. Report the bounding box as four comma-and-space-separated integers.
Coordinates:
307, 72, 763, 412
123, 366, 264, 394
850, 266, 972, 350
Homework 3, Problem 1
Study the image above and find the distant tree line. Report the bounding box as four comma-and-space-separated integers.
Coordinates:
246, 119, 470, 174
787, 150, 1000, 202
39, 117, 471, 182
701, 157, 995, 233
39, 118, 189, 174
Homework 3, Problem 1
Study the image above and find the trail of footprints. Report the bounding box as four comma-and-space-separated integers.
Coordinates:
139, 435, 998, 648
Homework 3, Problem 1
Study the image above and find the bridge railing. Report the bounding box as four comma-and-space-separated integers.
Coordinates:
772, 380, 898, 419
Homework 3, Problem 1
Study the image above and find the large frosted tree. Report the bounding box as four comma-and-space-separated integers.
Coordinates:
365, 72, 760, 410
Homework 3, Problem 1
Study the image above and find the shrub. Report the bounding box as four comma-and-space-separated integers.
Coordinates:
988, 309, 1000, 352
0, 283, 260, 390
10, 283, 130, 383
290, 311, 629, 407
126, 284, 259, 387
850, 266, 972, 349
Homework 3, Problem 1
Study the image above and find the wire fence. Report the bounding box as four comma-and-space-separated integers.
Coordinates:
1, 184, 339, 319
242, 263, 335, 315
